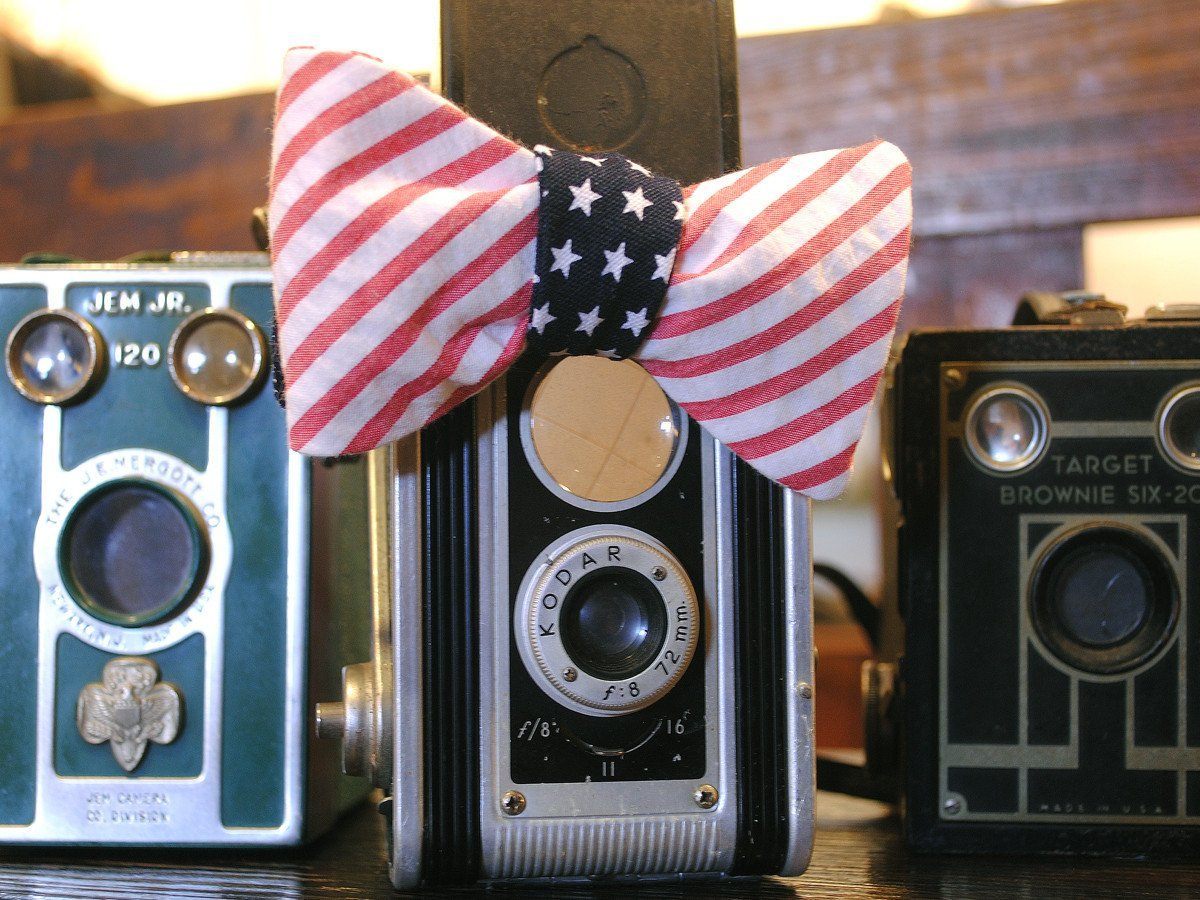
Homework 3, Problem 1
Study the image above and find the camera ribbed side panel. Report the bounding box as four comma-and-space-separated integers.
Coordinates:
493, 817, 722, 880
420, 402, 481, 884
730, 459, 789, 874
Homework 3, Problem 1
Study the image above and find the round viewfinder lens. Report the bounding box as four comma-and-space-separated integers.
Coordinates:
169, 309, 266, 405
527, 357, 679, 504
965, 386, 1048, 472
6, 310, 102, 404
559, 568, 668, 681
62, 481, 207, 626
1160, 386, 1200, 471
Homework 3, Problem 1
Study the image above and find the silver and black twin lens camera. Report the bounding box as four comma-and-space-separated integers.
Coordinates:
312, 1, 816, 885
885, 293, 1200, 855
323, 354, 815, 886
0, 254, 369, 845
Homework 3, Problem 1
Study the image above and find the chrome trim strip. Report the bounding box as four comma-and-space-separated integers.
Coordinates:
389, 437, 425, 886
780, 488, 816, 876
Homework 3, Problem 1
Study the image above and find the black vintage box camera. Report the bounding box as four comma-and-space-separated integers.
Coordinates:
886, 294, 1200, 855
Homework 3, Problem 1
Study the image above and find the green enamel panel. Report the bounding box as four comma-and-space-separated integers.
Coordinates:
55, 633, 204, 777
221, 282, 289, 828
61, 283, 210, 472
0, 284, 47, 824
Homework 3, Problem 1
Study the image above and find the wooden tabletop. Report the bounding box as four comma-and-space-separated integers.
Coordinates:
1, 792, 1197, 898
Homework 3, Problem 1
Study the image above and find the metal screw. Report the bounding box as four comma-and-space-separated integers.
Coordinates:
943, 368, 965, 390
943, 796, 962, 816
501, 790, 527, 816
651, 566, 667, 581
693, 784, 719, 809
562, 667, 578, 682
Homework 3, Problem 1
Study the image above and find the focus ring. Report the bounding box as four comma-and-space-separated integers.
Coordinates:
518, 528, 699, 717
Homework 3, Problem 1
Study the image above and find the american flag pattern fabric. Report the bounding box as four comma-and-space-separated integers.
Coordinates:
269, 48, 912, 500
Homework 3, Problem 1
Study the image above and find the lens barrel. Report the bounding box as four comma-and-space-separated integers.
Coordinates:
60, 479, 209, 627
1030, 524, 1178, 675
517, 528, 699, 717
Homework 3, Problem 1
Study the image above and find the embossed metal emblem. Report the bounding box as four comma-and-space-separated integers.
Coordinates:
76, 657, 183, 772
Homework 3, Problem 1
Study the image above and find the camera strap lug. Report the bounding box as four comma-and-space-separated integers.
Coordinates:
1014, 290, 1127, 326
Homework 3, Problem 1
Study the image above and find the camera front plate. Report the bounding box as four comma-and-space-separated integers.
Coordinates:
922, 354, 1200, 836
475, 363, 740, 877
0, 266, 312, 845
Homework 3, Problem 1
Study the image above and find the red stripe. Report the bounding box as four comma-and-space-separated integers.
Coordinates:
674, 142, 879, 284
643, 225, 910, 381
779, 444, 857, 493
677, 156, 790, 256
277, 136, 520, 325
724, 372, 878, 460
679, 299, 900, 421
651, 164, 911, 343
276, 52, 348, 118
271, 73, 410, 196
272, 103, 468, 255
287, 184, 531, 385
345, 287, 531, 451
288, 208, 537, 445
425, 317, 529, 425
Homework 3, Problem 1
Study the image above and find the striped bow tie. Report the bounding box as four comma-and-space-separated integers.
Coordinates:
269, 48, 912, 499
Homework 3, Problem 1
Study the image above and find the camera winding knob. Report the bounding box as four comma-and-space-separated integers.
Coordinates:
517, 526, 700, 717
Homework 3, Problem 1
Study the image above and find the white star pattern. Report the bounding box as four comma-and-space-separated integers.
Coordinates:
579, 155, 606, 167
549, 239, 582, 278
567, 178, 603, 216
652, 247, 677, 283
601, 242, 634, 282
621, 186, 654, 221
628, 160, 651, 176
530, 303, 556, 334
597, 348, 622, 359
534, 144, 554, 156
576, 306, 604, 336
672, 200, 686, 220
622, 307, 650, 337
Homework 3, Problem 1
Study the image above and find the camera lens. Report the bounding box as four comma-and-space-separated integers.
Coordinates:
964, 384, 1048, 473
6, 309, 103, 404
559, 568, 668, 681
1030, 525, 1177, 675
518, 528, 699, 716
1158, 385, 1200, 471
61, 480, 208, 626
525, 357, 681, 505
169, 308, 267, 405
1051, 549, 1148, 646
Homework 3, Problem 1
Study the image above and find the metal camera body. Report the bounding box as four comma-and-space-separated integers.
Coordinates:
335, 353, 815, 886
0, 254, 370, 845
316, 0, 816, 886
887, 298, 1200, 855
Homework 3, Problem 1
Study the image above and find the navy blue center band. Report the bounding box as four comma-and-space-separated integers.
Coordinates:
527, 146, 684, 360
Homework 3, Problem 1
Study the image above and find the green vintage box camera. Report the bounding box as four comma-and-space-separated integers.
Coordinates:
0, 253, 371, 845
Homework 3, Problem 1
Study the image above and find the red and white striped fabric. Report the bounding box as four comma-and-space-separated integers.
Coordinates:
269, 48, 912, 499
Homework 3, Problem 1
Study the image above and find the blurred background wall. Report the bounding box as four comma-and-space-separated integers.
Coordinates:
0, 0, 1062, 104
